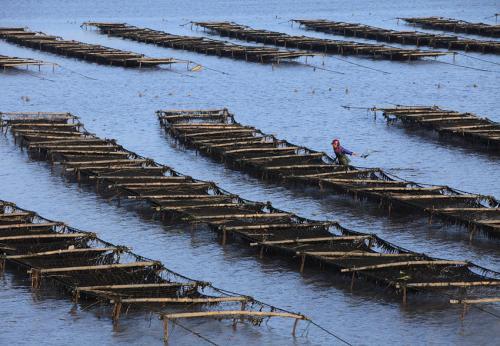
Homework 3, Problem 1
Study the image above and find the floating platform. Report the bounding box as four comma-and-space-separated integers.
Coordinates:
0, 27, 181, 68
375, 105, 500, 152
158, 109, 500, 240
402, 17, 500, 38
292, 19, 500, 54
82, 22, 315, 63
0, 54, 57, 70
1, 112, 498, 303
0, 199, 305, 342
192, 21, 450, 61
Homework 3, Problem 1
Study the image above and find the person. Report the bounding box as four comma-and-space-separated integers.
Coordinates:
331, 139, 357, 166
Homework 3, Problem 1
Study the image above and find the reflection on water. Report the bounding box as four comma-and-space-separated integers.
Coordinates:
1, 0, 499, 344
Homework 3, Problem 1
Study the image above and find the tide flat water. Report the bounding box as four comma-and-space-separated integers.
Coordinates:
0, 1, 499, 345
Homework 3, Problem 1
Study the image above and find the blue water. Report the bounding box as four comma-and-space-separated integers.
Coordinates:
1, 1, 499, 345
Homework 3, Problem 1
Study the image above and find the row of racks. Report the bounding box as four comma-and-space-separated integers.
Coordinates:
0, 111, 498, 309
0, 199, 305, 343
2, 16, 498, 71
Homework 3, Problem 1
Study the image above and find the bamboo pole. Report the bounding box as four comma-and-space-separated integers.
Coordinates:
323, 178, 406, 184
390, 194, 479, 200
162, 310, 305, 320
5, 247, 117, 259
223, 222, 330, 231
0, 222, 62, 230
450, 298, 500, 304
108, 182, 208, 188
0, 212, 32, 218
28, 261, 159, 274
76, 282, 196, 291
250, 235, 369, 246
12, 129, 83, 136
89, 176, 185, 181
64, 159, 146, 166
225, 147, 298, 154
184, 129, 255, 137
406, 281, 500, 288
0, 233, 91, 241
129, 194, 233, 200
353, 187, 444, 192
300, 251, 414, 257
48, 150, 129, 156
341, 260, 467, 273
264, 164, 333, 171
159, 203, 241, 211
112, 296, 247, 304
28, 138, 107, 146
10, 123, 79, 128
190, 213, 291, 221
201, 139, 268, 148
31, 145, 119, 150
192, 136, 257, 144
240, 152, 324, 162
431, 207, 500, 212
67, 165, 164, 171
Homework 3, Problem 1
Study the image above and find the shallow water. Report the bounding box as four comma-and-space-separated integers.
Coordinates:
1, 1, 499, 345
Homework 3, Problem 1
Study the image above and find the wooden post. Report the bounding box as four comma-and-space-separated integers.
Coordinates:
402, 285, 407, 304
163, 318, 169, 343
222, 228, 227, 246
299, 254, 306, 273
469, 225, 476, 242
350, 272, 355, 291
240, 301, 247, 322
112, 301, 122, 323
31, 268, 41, 288
460, 303, 468, 320
259, 245, 264, 259
0, 257, 5, 273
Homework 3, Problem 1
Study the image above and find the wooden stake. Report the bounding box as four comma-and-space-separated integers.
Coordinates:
112, 301, 122, 322
300, 254, 306, 273
222, 228, 227, 246
163, 318, 169, 343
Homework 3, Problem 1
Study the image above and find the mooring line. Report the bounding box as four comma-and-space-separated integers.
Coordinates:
302, 62, 345, 74
328, 55, 391, 74
455, 52, 500, 67
483, 13, 499, 20
24, 69, 56, 82
57, 65, 100, 81
186, 60, 231, 75
308, 320, 353, 345
171, 320, 220, 346
425, 58, 500, 73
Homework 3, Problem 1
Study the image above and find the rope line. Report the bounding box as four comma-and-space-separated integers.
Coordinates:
328, 55, 391, 74
57, 65, 100, 80
172, 320, 220, 345
455, 52, 500, 67
308, 320, 353, 345
424, 58, 500, 73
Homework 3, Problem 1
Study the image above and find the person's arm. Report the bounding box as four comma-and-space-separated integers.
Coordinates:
342, 147, 353, 156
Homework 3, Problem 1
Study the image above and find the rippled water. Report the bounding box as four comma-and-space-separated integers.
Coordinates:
1, 1, 499, 345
